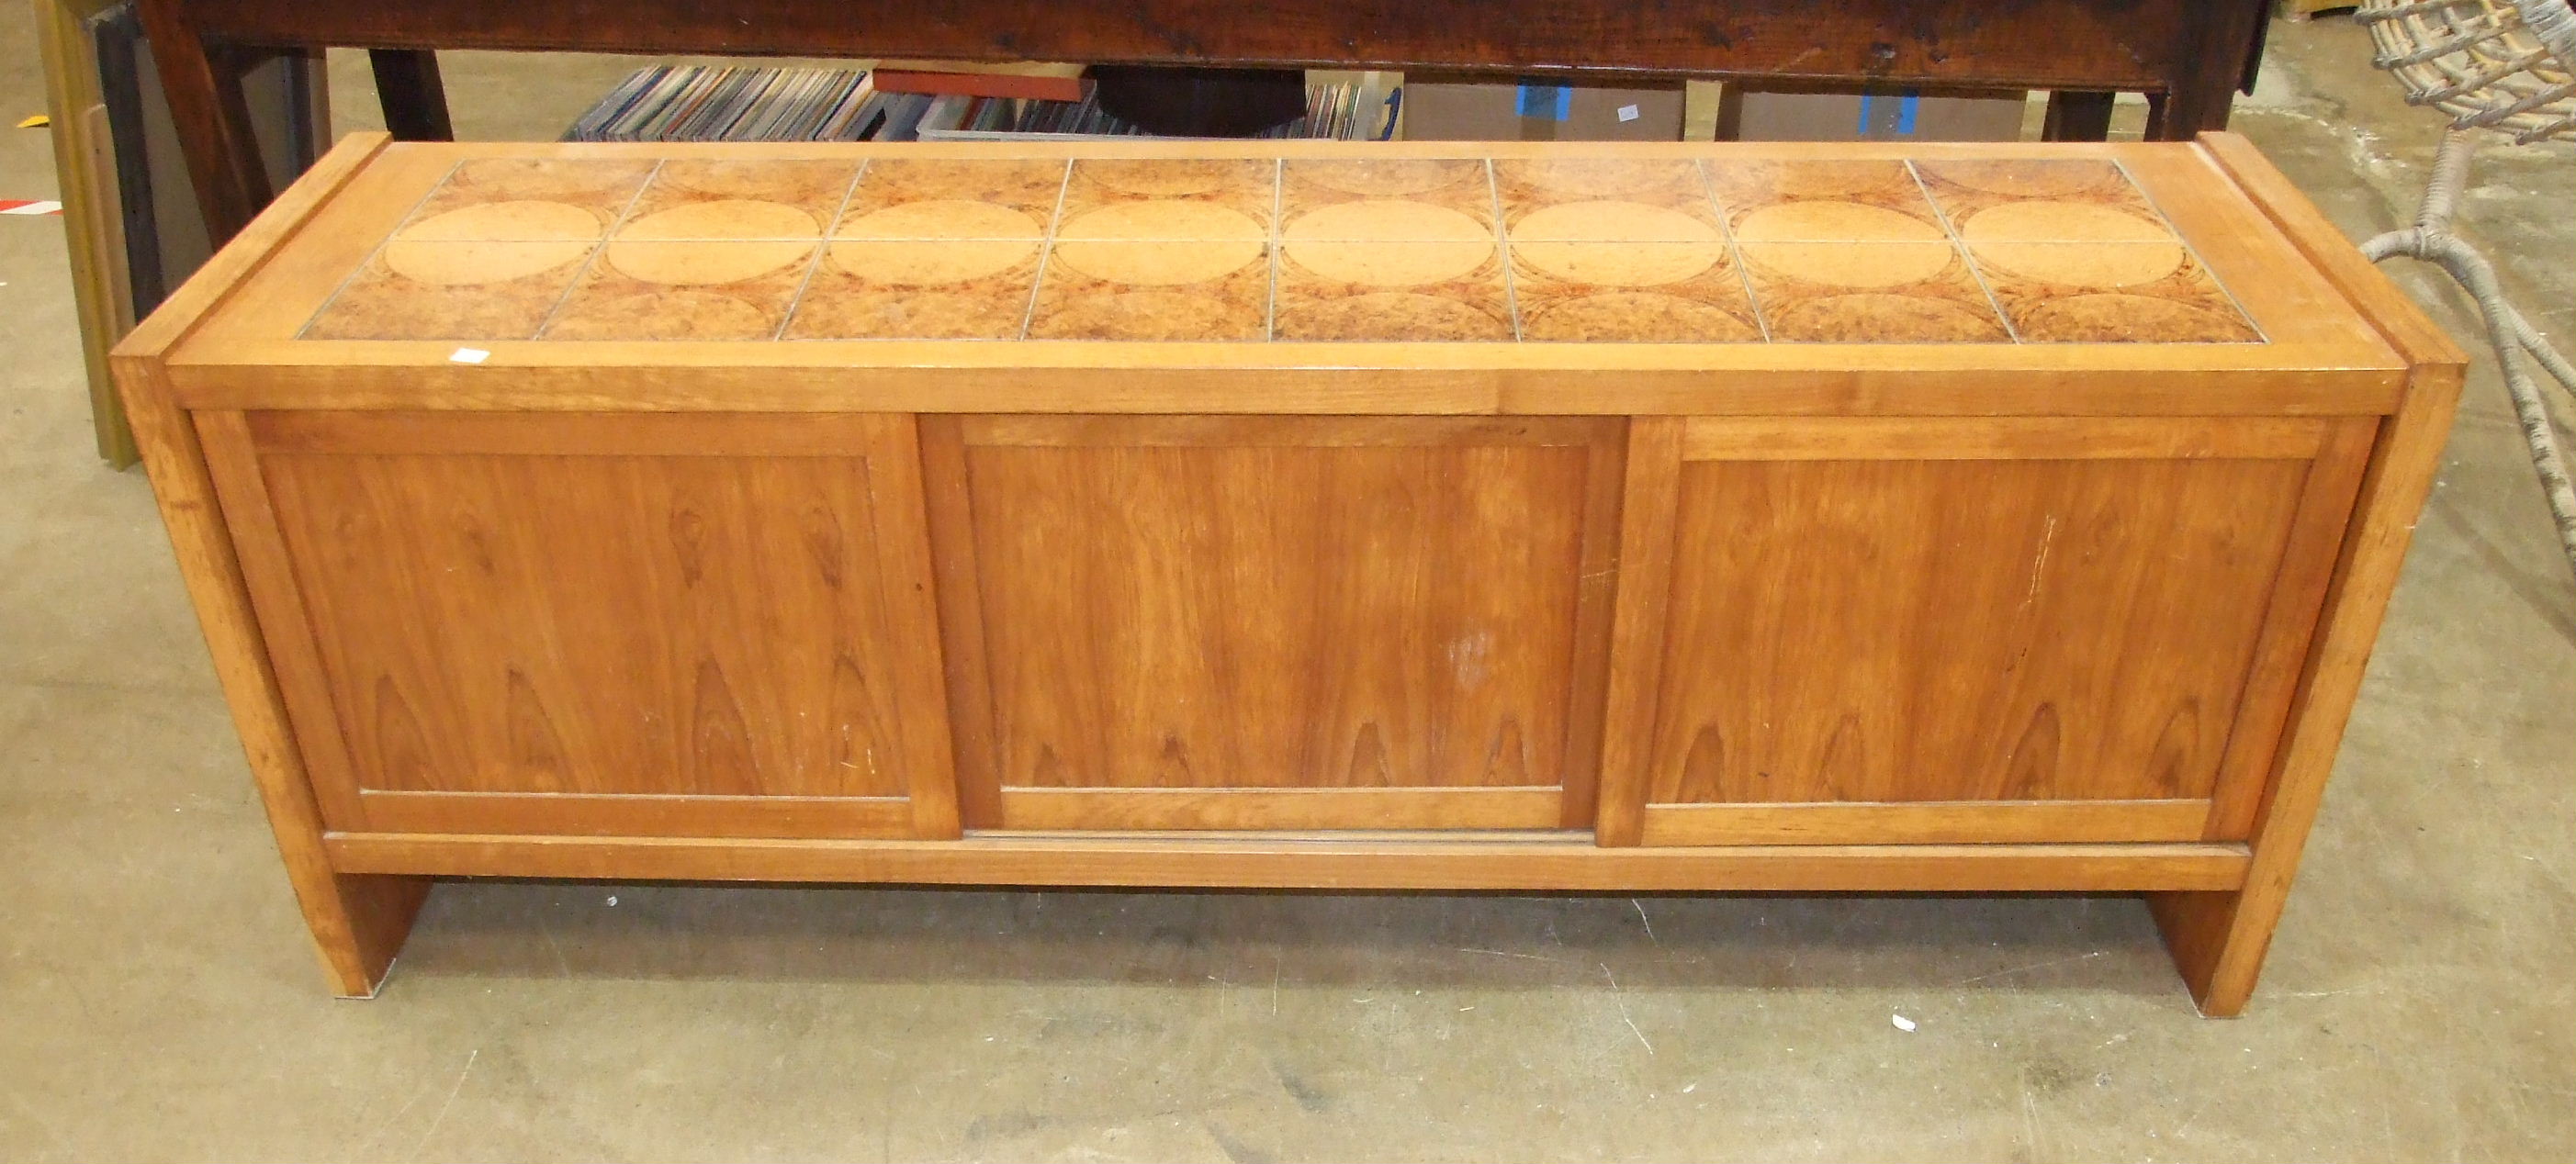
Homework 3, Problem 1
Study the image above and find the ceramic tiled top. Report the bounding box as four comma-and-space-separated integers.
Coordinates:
299, 152, 2266, 345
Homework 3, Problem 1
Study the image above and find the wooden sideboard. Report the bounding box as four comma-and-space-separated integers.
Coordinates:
116, 132, 2462, 1015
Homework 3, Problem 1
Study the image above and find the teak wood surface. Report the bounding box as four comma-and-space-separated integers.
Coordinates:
115, 134, 2462, 1015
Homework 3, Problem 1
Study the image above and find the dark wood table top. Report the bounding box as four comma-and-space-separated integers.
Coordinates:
137, 0, 2271, 242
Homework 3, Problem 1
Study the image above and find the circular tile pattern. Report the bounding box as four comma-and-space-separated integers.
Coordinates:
397, 199, 599, 241
1034, 287, 1255, 340
1514, 239, 1723, 286
605, 240, 814, 285
2020, 294, 2244, 341
1052, 238, 1264, 285
838, 199, 1044, 241
1971, 241, 2186, 286
1285, 239, 1490, 286
1298, 158, 1482, 197
1280, 292, 1507, 341
1057, 200, 1266, 244
1078, 159, 1250, 196
621, 198, 820, 241
1959, 201, 2168, 245
1747, 241, 1954, 287
1770, 293, 2004, 342
1509, 158, 1682, 196
1513, 200, 1719, 244
828, 240, 1040, 285
1733, 201, 1944, 243
1926, 161, 2113, 197
1525, 292, 1762, 342
1284, 200, 1489, 245
383, 238, 591, 285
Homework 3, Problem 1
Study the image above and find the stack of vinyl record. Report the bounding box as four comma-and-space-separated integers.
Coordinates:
568, 65, 1399, 143
563, 66, 883, 142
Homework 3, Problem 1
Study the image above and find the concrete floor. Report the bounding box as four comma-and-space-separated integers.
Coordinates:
4, 16, 2571, 1163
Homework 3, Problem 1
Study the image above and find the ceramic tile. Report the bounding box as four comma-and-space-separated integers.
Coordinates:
304, 240, 595, 340
834, 158, 1067, 241
542, 241, 820, 341
1273, 239, 1512, 341
1738, 241, 2010, 342
1703, 159, 1949, 243
1915, 159, 2171, 245
1053, 158, 1276, 241
391, 158, 656, 241
1277, 158, 1495, 236
613, 159, 858, 241
1509, 241, 1761, 342
1493, 157, 1721, 241
1028, 240, 1270, 341
784, 240, 1044, 340
1966, 241, 2259, 342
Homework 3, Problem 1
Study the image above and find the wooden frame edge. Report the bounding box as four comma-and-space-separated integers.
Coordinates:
325, 831, 2253, 892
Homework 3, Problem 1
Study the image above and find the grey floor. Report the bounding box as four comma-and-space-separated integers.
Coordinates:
4, 16, 2572, 1163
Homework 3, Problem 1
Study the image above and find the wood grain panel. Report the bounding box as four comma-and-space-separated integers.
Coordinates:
939, 415, 1619, 829
998, 788, 1563, 831
323, 831, 2254, 893
230, 412, 953, 835
1637, 799, 2212, 846
357, 790, 912, 838
1638, 453, 2313, 813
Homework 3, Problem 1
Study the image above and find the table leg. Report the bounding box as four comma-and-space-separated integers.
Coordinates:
2151, 0, 2268, 140
2041, 91, 2116, 141
367, 49, 455, 140
136, 0, 272, 243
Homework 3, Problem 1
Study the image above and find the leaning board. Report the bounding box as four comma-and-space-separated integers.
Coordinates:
117, 133, 2463, 1015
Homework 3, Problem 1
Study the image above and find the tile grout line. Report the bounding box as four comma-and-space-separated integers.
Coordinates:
1266, 159, 1282, 341
1018, 160, 1076, 341
1907, 158, 2022, 344
2110, 157, 2269, 343
1696, 158, 1772, 343
297, 159, 465, 340
532, 160, 666, 340
1487, 159, 1522, 342
772, 158, 872, 341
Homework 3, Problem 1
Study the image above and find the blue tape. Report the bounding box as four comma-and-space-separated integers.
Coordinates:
1517, 83, 1571, 121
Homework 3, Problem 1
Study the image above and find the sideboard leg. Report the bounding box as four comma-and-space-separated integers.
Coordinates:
302, 874, 432, 998
2146, 889, 2264, 1017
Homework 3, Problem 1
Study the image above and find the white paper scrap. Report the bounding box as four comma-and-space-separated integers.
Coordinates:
449, 347, 490, 364
1616, 104, 1641, 122
1892, 1013, 1918, 1032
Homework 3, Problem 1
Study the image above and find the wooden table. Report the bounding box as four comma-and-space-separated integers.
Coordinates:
136, 0, 2273, 243
118, 133, 2458, 1014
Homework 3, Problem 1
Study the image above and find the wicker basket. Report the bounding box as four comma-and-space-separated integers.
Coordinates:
2358, 0, 2576, 141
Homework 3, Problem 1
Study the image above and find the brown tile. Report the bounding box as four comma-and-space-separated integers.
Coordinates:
614, 159, 858, 241
303, 240, 594, 340
1704, 159, 1948, 243
1738, 241, 2010, 342
1278, 158, 1494, 234
784, 240, 1044, 340
1054, 158, 1275, 241
392, 158, 656, 241
1916, 158, 2171, 244
1028, 240, 1269, 341
1967, 241, 2259, 342
1509, 241, 1760, 342
1273, 239, 1512, 341
1493, 157, 1719, 241
541, 241, 819, 341
834, 158, 1066, 240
